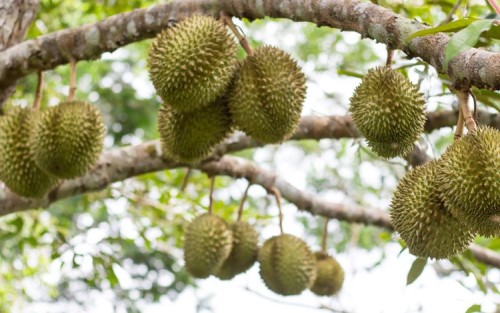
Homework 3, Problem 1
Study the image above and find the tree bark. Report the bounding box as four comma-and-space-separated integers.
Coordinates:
0, 0, 39, 109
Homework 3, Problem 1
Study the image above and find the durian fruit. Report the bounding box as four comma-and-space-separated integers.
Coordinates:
349, 66, 426, 158
0, 106, 59, 198
228, 46, 306, 144
437, 126, 500, 237
258, 234, 317, 296
310, 252, 344, 296
390, 160, 475, 259
157, 96, 232, 163
148, 15, 237, 112
215, 221, 259, 280
31, 101, 105, 179
183, 213, 233, 278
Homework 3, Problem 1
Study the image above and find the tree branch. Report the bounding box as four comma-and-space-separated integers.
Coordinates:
0, 0, 499, 93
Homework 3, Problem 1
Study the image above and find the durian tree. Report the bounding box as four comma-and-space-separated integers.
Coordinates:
0, 0, 499, 312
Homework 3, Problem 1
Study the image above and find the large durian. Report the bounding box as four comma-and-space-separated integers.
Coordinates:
31, 101, 105, 179
148, 15, 237, 112
310, 252, 344, 296
228, 46, 306, 144
349, 66, 426, 158
390, 160, 475, 259
0, 106, 59, 198
183, 213, 233, 278
437, 126, 500, 237
215, 221, 259, 280
157, 96, 232, 163
258, 234, 316, 296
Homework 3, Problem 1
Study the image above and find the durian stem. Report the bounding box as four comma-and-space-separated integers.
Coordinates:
237, 182, 251, 221
321, 218, 329, 253
458, 90, 477, 132
385, 48, 394, 67
220, 12, 254, 57
454, 109, 464, 140
208, 176, 215, 214
33, 71, 44, 110
271, 187, 284, 234
68, 59, 77, 101
180, 168, 192, 192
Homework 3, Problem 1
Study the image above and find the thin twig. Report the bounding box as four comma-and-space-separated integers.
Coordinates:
385, 48, 394, 67
454, 109, 464, 140
68, 59, 77, 101
270, 187, 284, 234
208, 176, 215, 214
321, 218, 330, 253
458, 90, 477, 132
237, 182, 251, 221
470, 91, 478, 122
180, 168, 192, 192
33, 71, 44, 110
220, 12, 254, 56
440, 0, 462, 24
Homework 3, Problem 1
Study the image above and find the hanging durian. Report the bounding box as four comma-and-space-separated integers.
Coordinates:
31, 101, 105, 179
349, 66, 426, 158
390, 160, 475, 259
258, 234, 317, 296
228, 46, 306, 144
148, 15, 237, 112
0, 106, 59, 198
437, 126, 500, 237
310, 252, 344, 296
183, 213, 233, 278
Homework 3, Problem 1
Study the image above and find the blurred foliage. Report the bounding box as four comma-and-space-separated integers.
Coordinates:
0, 0, 499, 312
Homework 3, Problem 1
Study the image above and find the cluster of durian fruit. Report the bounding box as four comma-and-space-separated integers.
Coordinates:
184, 212, 344, 297
0, 101, 105, 198
348, 66, 499, 259
148, 15, 306, 162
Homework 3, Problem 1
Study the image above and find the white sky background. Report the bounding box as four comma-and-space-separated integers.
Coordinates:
25, 16, 500, 313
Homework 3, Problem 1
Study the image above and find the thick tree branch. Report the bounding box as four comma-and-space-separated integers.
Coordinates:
0, 0, 499, 93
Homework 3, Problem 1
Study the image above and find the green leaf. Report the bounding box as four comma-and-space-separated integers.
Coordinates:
407, 18, 476, 40
443, 20, 495, 70
472, 88, 500, 112
407, 257, 427, 285
465, 304, 481, 313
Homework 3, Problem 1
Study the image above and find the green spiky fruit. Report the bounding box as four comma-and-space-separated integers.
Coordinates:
0, 107, 59, 198
258, 234, 316, 296
148, 15, 237, 112
349, 66, 426, 158
228, 46, 306, 143
157, 96, 232, 162
437, 126, 500, 237
31, 101, 105, 179
390, 160, 475, 259
215, 221, 259, 280
310, 252, 344, 296
183, 213, 233, 278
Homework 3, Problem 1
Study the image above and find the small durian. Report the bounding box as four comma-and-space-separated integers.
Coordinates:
437, 126, 500, 237
148, 15, 237, 112
31, 101, 105, 179
0, 106, 59, 198
228, 46, 306, 144
390, 160, 475, 259
310, 252, 344, 296
183, 213, 233, 278
215, 221, 259, 280
349, 66, 426, 158
258, 234, 317, 296
157, 96, 232, 163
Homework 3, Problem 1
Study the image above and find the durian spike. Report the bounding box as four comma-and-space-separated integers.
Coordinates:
33, 71, 44, 110
271, 187, 284, 234
208, 176, 215, 214
321, 218, 329, 253
458, 90, 477, 132
454, 108, 464, 140
68, 59, 77, 101
220, 12, 254, 56
237, 182, 251, 221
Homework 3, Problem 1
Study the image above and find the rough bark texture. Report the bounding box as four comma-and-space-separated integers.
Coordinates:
0, 0, 39, 108
0, 0, 499, 93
